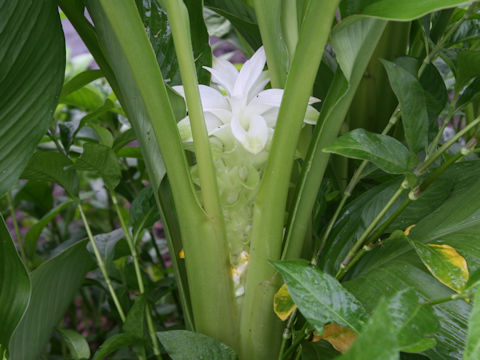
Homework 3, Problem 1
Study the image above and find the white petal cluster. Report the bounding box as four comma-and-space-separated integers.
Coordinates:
174, 46, 319, 155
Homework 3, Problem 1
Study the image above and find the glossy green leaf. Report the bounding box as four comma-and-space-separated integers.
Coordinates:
382, 59, 429, 152
408, 240, 469, 293
464, 288, 480, 359
24, 200, 75, 258
73, 143, 121, 190
204, 0, 261, 50
271, 260, 368, 333
0, 216, 30, 351
341, 0, 472, 20
339, 289, 437, 360
341, 161, 480, 359
0, 0, 65, 196
57, 329, 91, 360
129, 186, 160, 240
9, 241, 93, 360
157, 330, 238, 360
21, 152, 79, 197
323, 129, 413, 174
92, 333, 143, 360
59, 69, 104, 99
455, 50, 480, 93
60, 84, 105, 110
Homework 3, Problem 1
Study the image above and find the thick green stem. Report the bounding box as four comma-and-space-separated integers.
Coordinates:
240, 2, 339, 358
78, 204, 126, 322
89, 0, 238, 348
110, 192, 162, 359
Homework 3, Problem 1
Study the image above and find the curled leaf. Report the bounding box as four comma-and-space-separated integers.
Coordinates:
317, 322, 357, 353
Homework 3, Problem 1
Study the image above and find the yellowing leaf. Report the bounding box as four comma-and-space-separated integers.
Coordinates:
412, 242, 469, 293
273, 284, 296, 321
317, 322, 357, 353
404, 224, 416, 235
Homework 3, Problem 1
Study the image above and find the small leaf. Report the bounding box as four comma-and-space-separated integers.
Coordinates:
323, 129, 413, 174
464, 287, 480, 359
0, 216, 30, 351
157, 330, 238, 360
57, 328, 91, 360
271, 260, 368, 333
24, 200, 75, 258
21, 152, 79, 197
273, 284, 296, 321
123, 296, 146, 337
382, 59, 429, 152
318, 323, 357, 354
410, 241, 469, 293
93, 333, 143, 360
73, 143, 121, 190
59, 69, 104, 99
87, 229, 125, 269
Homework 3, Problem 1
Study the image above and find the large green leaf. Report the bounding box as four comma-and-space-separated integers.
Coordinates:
340, 161, 480, 359
73, 142, 121, 190
382, 59, 429, 153
455, 50, 480, 93
464, 288, 480, 360
0, 216, 30, 351
339, 289, 438, 360
0, 0, 65, 196
21, 152, 79, 197
323, 129, 413, 174
204, 0, 261, 50
9, 241, 93, 360
271, 260, 368, 333
157, 330, 238, 360
24, 200, 75, 259
341, 0, 472, 20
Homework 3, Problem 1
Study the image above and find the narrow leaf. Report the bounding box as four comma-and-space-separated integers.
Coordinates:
59, 69, 104, 99
0, 216, 30, 351
157, 330, 238, 360
323, 129, 413, 174
382, 59, 429, 152
271, 260, 368, 333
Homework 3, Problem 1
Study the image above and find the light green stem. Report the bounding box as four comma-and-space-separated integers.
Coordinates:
78, 204, 126, 322
240, 1, 339, 358
110, 192, 162, 359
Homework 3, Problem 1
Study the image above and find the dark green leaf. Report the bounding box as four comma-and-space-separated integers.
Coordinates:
73, 143, 121, 190
92, 333, 143, 360
87, 229, 125, 270
302, 341, 339, 360
382, 59, 429, 152
157, 330, 238, 360
59, 69, 104, 100
323, 129, 413, 174
123, 296, 146, 336
464, 288, 480, 359
24, 200, 75, 259
0, 216, 30, 351
339, 289, 437, 360
449, 19, 480, 45
457, 77, 480, 109
456, 50, 480, 93
271, 260, 368, 333
130, 186, 160, 240
113, 129, 137, 153
341, 0, 472, 20
57, 328, 91, 360
204, 0, 261, 50
9, 241, 93, 360
60, 85, 105, 110
14, 181, 53, 218
0, 0, 65, 195
21, 152, 79, 197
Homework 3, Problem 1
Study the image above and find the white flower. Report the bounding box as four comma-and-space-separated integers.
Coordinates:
174, 46, 319, 154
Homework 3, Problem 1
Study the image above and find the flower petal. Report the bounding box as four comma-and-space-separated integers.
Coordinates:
172, 85, 185, 98
204, 57, 238, 95
206, 108, 232, 124
177, 116, 193, 142
198, 85, 230, 110
204, 112, 224, 133
233, 46, 267, 99
231, 114, 268, 154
